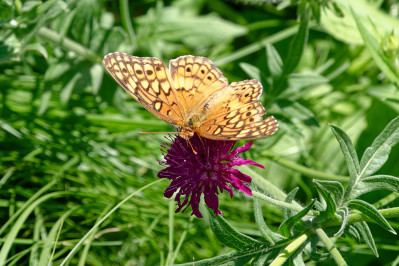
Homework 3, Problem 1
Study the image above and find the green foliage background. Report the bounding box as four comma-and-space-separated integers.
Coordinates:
1, 0, 399, 265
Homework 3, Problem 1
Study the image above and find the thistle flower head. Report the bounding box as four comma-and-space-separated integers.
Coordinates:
158, 134, 263, 218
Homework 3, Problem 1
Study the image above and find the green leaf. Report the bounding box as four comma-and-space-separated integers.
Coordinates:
359, 115, 399, 178
0, 192, 68, 266
283, 187, 299, 219
346, 225, 361, 243
310, 1, 321, 23
354, 222, 379, 257
138, 7, 247, 48
281, 72, 329, 98
37, 85, 52, 116
335, 207, 349, 237
283, 8, 310, 74
351, 175, 399, 199
239, 62, 262, 81
279, 199, 315, 238
314, 181, 337, 219
38, 208, 76, 265
21, 43, 48, 59
60, 73, 82, 105
352, 9, 399, 87
330, 125, 360, 198
0, 119, 22, 138
320, 0, 399, 45
314, 180, 344, 207
178, 249, 273, 266
277, 100, 319, 126
265, 44, 283, 77
253, 198, 283, 244
208, 210, 263, 251
348, 199, 396, 234
90, 63, 104, 95
308, 234, 331, 262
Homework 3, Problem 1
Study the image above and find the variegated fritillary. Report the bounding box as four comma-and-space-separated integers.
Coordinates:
103, 53, 278, 140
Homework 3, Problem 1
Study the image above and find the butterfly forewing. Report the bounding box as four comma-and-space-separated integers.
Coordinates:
169, 56, 228, 118
103, 53, 184, 125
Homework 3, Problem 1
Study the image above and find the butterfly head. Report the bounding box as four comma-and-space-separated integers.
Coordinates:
180, 126, 195, 140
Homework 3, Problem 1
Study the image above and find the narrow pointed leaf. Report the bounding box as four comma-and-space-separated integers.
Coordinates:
265, 44, 283, 77
283, 8, 310, 74
352, 10, 399, 87
314, 180, 344, 206
348, 199, 396, 234
254, 198, 283, 244
351, 175, 399, 199
347, 225, 361, 243
208, 210, 263, 251
279, 199, 315, 238
359, 115, 399, 178
335, 207, 349, 237
330, 124, 360, 197
309, 235, 331, 262
283, 187, 300, 219
354, 222, 379, 257
314, 181, 337, 219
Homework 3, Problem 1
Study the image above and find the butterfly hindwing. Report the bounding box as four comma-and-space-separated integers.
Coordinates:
198, 96, 278, 140
103, 53, 184, 125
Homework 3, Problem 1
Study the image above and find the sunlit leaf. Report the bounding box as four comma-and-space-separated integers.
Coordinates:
348, 199, 396, 234
359, 115, 399, 178
208, 210, 263, 251
279, 199, 315, 238
330, 124, 360, 198
354, 222, 378, 257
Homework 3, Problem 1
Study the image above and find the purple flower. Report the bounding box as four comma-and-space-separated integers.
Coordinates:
158, 134, 264, 218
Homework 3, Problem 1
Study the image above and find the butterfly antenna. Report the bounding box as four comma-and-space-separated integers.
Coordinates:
140, 132, 179, 135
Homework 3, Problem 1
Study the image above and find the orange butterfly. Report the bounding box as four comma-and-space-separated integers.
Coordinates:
103, 53, 278, 140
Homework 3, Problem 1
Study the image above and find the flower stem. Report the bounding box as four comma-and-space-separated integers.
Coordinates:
323, 207, 399, 227
37, 27, 102, 63
166, 199, 174, 265
269, 234, 308, 266
262, 152, 349, 182
315, 228, 347, 266
242, 165, 292, 201
253, 191, 317, 216
242, 165, 303, 209
373, 192, 399, 209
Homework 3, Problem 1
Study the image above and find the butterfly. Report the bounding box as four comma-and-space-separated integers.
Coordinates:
103, 53, 278, 140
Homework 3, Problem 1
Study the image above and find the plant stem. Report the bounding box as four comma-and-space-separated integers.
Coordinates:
37, 27, 101, 63
213, 25, 299, 66
166, 200, 174, 265
242, 165, 295, 202
253, 191, 317, 216
323, 207, 399, 227
269, 234, 308, 266
262, 152, 349, 182
316, 228, 347, 266
373, 192, 399, 209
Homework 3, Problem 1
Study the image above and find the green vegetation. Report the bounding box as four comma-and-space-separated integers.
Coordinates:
1, 0, 399, 265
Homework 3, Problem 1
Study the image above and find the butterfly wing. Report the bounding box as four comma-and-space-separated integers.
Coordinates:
197, 80, 278, 140
169, 55, 228, 119
103, 53, 184, 125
